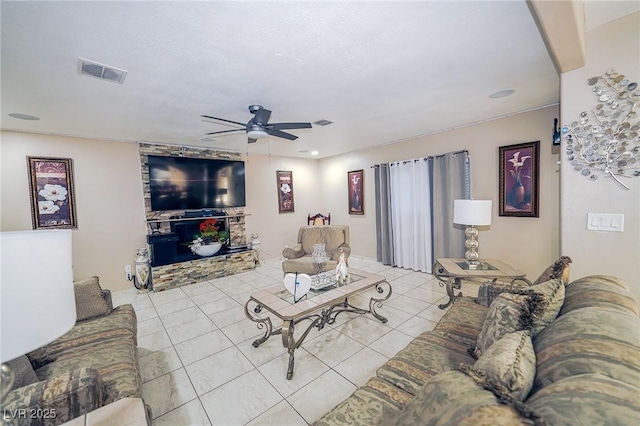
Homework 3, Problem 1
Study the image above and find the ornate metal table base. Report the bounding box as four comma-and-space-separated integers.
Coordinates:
244, 281, 392, 379
437, 276, 462, 309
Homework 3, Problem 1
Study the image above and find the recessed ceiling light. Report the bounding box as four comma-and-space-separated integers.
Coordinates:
8, 113, 40, 120
311, 151, 319, 156
298, 150, 309, 153
489, 89, 515, 99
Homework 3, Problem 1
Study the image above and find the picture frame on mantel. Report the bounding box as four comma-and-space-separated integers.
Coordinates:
276, 170, 295, 213
27, 156, 78, 229
348, 169, 364, 215
498, 141, 540, 218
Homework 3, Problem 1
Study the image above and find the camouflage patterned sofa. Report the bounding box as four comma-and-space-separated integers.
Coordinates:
316, 263, 640, 425
1, 277, 143, 425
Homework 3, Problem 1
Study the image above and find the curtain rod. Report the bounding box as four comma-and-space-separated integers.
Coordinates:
371, 149, 468, 168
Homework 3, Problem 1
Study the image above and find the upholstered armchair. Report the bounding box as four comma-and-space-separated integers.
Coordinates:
282, 225, 351, 275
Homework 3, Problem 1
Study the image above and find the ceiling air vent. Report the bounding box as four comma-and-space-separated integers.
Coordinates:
313, 119, 333, 126
78, 58, 127, 84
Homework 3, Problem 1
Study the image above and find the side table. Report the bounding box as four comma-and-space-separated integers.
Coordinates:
434, 258, 531, 310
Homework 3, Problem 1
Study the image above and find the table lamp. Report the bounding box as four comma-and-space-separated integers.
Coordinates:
1, 230, 76, 399
453, 199, 492, 269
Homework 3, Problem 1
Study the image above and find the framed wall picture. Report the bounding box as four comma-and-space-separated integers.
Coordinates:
348, 169, 364, 215
27, 156, 78, 229
498, 141, 540, 217
276, 170, 295, 213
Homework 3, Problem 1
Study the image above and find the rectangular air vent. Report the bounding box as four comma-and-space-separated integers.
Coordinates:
313, 119, 333, 126
78, 58, 127, 84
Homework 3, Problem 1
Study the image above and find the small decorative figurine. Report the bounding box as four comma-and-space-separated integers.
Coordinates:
250, 233, 261, 265
134, 248, 150, 292
335, 251, 348, 284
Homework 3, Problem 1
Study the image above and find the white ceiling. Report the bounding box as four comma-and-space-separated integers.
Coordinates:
1, 1, 637, 159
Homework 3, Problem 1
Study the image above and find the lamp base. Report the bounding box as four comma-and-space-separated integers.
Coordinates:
465, 260, 481, 269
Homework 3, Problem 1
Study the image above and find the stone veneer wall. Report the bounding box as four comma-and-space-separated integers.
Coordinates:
151, 251, 256, 292
139, 143, 254, 290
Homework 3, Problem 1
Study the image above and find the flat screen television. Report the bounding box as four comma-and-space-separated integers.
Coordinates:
148, 155, 246, 211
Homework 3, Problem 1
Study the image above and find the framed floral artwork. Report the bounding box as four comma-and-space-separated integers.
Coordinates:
498, 141, 539, 217
27, 156, 78, 229
276, 170, 294, 213
348, 169, 364, 215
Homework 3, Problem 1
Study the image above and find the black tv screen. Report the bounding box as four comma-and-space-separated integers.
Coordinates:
148, 155, 246, 211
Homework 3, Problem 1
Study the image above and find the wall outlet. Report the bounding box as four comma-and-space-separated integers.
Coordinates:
125, 264, 132, 281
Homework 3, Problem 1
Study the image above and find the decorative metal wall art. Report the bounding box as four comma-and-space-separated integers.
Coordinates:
562, 68, 640, 190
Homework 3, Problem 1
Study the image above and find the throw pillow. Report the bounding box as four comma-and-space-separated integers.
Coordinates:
474, 292, 529, 358
5, 355, 39, 392
526, 278, 565, 335
74, 276, 110, 321
474, 330, 536, 401
474, 278, 564, 357
533, 256, 572, 286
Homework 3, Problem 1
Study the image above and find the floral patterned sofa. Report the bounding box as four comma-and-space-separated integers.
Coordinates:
1, 277, 143, 425
316, 258, 640, 425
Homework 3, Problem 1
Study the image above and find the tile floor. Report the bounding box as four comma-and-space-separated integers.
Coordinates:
112, 257, 477, 425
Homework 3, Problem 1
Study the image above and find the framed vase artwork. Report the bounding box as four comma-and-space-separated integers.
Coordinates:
498, 141, 539, 217
348, 169, 364, 215
276, 170, 295, 213
27, 156, 78, 229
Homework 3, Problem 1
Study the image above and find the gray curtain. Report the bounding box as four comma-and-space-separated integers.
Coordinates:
374, 164, 394, 265
431, 151, 469, 260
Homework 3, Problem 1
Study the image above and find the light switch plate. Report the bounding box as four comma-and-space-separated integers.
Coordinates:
587, 213, 624, 232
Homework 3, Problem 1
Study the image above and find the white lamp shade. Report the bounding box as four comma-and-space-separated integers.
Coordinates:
1, 230, 76, 362
453, 200, 492, 226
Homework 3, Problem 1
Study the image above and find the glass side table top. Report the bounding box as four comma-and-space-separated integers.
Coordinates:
454, 260, 498, 271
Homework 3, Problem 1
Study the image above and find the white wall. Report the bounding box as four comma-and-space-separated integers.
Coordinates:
560, 12, 640, 300
243, 154, 321, 258
319, 106, 561, 280
1, 132, 147, 291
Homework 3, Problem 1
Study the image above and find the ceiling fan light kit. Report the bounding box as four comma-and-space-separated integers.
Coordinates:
202, 105, 312, 144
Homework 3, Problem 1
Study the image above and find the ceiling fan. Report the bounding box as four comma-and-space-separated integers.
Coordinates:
202, 105, 312, 144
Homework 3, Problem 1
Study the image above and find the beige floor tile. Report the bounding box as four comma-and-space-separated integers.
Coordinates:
200, 369, 282, 425
159, 306, 207, 329
166, 316, 217, 345
258, 349, 329, 398
396, 316, 438, 338
185, 347, 254, 396
245, 400, 307, 426
288, 370, 357, 424
334, 347, 389, 387
302, 329, 365, 368
174, 329, 234, 366
139, 346, 183, 382
369, 329, 415, 358
142, 369, 197, 419
153, 399, 211, 426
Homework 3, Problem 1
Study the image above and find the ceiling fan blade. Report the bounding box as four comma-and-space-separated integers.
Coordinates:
248, 138, 258, 144
267, 128, 298, 141
205, 129, 245, 136
201, 115, 247, 127
253, 107, 272, 125
268, 122, 312, 130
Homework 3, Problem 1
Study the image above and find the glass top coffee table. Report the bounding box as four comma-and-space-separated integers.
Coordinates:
244, 269, 392, 379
